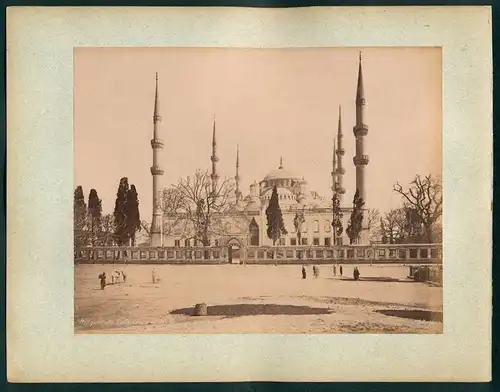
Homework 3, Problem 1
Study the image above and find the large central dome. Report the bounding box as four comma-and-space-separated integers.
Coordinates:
263, 158, 301, 181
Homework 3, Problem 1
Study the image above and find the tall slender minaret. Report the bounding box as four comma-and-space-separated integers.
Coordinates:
331, 138, 337, 194
150, 73, 164, 247
210, 117, 219, 194
353, 52, 369, 203
235, 144, 242, 204
336, 105, 346, 201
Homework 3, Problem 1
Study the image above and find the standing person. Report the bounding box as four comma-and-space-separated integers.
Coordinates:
152, 268, 156, 284
111, 273, 115, 285
316, 265, 320, 278
302, 265, 307, 279
98, 272, 106, 290
333, 265, 337, 276
121, 270, 127, 283
340, 265, 343, 276
353, 267, 360, 281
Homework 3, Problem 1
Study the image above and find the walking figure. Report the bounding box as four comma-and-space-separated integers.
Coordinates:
111, 274, 115, 284
312, 265, 318, 278
121, 270, 127, 283
340, 265, 343, 276
152, 268, 156, 284
98, 272, 106, 290
333, 265, 337, 276
353, 267, 360, 281
302, 266, 307, 279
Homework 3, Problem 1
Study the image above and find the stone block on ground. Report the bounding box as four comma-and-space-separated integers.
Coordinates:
194, 303, 208, 316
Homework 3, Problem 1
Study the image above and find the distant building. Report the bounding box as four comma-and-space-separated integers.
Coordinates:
151, 54, 370, 247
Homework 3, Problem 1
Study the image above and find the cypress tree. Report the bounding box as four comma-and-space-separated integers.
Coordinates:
88, 189, 102, 246
125, 184, 141, 246
113, 177, 129, 246
266, 185, 288, 246
74, 186, 87, 249
346, 189, 365, 245
331, 191, 343, 246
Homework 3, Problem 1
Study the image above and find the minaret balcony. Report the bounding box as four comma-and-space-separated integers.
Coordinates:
211, 173, 220, 180
150, 165, 164, 175
153, 114, 163, 122
336, 168, 346, 175
335, 148, 345, 156
337, 187, 346, 194
356, 98, 366, 106
151, 139, 164, 149
211, 155, 219, 162
353, 125, 368, 137
353, 155, 369, 166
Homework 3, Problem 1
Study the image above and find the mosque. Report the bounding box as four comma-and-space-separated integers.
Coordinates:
149, 54, 370, 248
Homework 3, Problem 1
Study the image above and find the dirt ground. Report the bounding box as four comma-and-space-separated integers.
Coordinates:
75, 264, 443, 334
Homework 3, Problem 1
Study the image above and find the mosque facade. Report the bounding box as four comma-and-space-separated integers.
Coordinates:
150, 54, 370, 248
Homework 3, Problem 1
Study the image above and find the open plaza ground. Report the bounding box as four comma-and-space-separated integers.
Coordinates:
75, 263, 443, 334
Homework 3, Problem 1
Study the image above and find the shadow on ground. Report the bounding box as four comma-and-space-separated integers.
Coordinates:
376, 309, 443, 322
336, 277, 415, 283
170, 304, 333, 318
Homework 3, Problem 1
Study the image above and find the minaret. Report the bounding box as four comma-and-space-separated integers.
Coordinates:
150, 73, 164, 247
210, 116, 219, 194
235, 144, 242, 204
336, 105, 346, 201
353, 52, 369, 203
331, 138, 337, 193
279, 156, 283, 169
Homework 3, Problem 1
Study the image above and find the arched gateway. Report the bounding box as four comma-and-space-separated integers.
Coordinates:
225, 237, 245, 264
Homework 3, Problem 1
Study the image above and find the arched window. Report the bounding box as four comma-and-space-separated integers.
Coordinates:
314, 220, 320, 233
249, 218, 259, 246
325, 220, 331, 232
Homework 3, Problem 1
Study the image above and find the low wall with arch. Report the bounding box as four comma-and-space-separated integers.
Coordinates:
74, 243, 442, 265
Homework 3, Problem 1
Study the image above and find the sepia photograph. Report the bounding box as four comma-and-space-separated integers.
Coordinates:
7, 5, 491, 382
74, 47, 443, 334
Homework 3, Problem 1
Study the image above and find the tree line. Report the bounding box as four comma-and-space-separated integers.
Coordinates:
75, 171, 442, 249
357, 174, 442, 244
73, 177, 141, 249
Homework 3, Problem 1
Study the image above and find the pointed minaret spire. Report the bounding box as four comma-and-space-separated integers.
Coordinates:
210, 116, 219, 194
150, 72, 164, 247
356, 52, 366, 107
353, 51, 369, 204
235, 144, 242, 204
335, 105, 346, 200
279, 156, 284, 169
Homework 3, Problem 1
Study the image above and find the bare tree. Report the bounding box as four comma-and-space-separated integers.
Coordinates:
380, 208, 406, 244
97, 213, 116, 246
366, 208, 380, 243
168, 170, 236, 246
393, 174, 442, 243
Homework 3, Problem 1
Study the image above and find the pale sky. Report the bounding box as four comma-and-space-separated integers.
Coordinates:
74, 47, 442, 222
